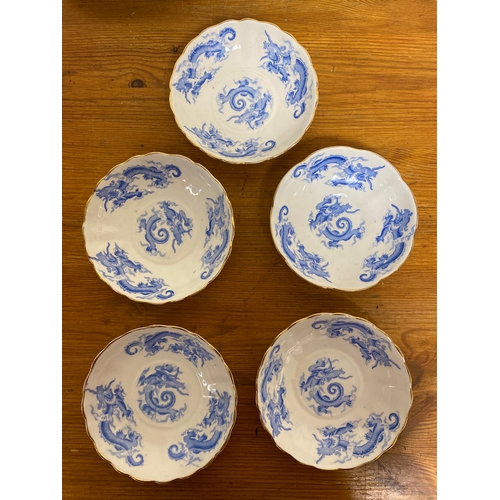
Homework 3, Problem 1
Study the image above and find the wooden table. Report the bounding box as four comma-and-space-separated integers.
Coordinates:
63, 1, 436, 498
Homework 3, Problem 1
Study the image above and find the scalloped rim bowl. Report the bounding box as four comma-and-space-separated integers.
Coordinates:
83, 152, 234, 304
270, 146, 418, 291
82, 325, 237, 483
169, 18, 318, 164
256, 313, 412, 470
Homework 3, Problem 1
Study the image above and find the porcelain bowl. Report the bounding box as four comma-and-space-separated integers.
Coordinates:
83, 152, 234, 304
82, 325, 237, 483
270, 146, 418, 291
256, 313, 412, 470
169, 19, 318, 164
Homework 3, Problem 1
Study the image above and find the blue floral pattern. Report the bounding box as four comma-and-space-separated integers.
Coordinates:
201, 195, 231, 279
137, 364, 189, 423
312, 318, 401, 370
95, 161, 181, 212
90, 243, 175, 301
259, 345, 293, 438
217, 77, 272, 129
309, 195, 365, 249
360, 204, 415, 282
168, 391, 233, 466
299, 358, 357, 416
186, 122, 276, 159
314, 412, 400, 464
125, 330, 214, 367
86, 379, 144, 467
173, 27, 236, 103
275, 205, 331, 282
293, 154, 384, 190
137, 201, 193, 256
260, 31, 311, 118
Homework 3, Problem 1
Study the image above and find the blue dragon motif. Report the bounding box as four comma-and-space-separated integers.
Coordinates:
312, 318, 401, 370
309, 195, 365, 249
314, 412, 400, 464
168, 391, 232, 466
137, 364, 189, 423
260, 31, 311, 118
137, 201, 193, 256
293, 154, 384, 191
299, 357, 357, 416
201, 195, 231, 279
90, 243, 175, 301
360, 204, 415, 282
217, 77, 272, 130
186, 122, 276, 159
173, 27, 236, 103
275, 205, 331, 282
124, 330, 214, 367
260, 345, 293, 438
95, 161, 181, 212
86, 380, 144, 467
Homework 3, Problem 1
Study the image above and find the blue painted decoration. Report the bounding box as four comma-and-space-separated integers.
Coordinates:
260, 31, 311, 118
137, 201, 193, 256
125, 330, 214, 367
137, 364, 189, 423
168, 391, 232, 466
173, 27, 236, 103
186, 123, 276, 159
309, 195, 365, 249
201, 195, 231, 279
312, 318, 401, 370
313, 412, 400, 464
275, 205, 331, 282
299, 357, 357, 416
360, 204, 415, 282
217, 77, 272, 129
260, 345, 293, 438
293, 154, 384, 190
86, 379, 144, 467
90, 243, 175, 301
95, 161, 181, 212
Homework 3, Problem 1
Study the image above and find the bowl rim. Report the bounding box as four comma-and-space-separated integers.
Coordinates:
254, 312, 414, 470
81, 324, 239, 484
82, 151, 235, 304
168, 18, 319, 165
269, 145, 419, 291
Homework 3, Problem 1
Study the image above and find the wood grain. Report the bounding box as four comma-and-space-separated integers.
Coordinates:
63, 0, 436, 498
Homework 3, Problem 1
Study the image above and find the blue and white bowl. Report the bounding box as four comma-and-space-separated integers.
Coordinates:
82, 325, 237, 483
83, 153, 234, 304
169, 19, 318, 164
256, 313, 412, 470
270, 146, 418, 291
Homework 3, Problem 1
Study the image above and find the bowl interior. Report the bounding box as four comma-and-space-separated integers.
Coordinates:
257, 313, 412, 469
83, 153, 234, 303
270, 147, 417, 290
83, 326, 237, 482
170, 19, 318, 164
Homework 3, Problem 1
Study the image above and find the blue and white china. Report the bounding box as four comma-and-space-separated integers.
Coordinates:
169, 19, 318, 164
83, 152, 234, 304
270, 146, 417, 291
82, 325, 237, 482
256, 313, 412, 470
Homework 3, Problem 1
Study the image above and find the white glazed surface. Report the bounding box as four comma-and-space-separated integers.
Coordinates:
256, 313, 412, 470
270, 146, 418, 291
82, 325, 237, 483
169, 19, 318, 164
83, 153, 234, 303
